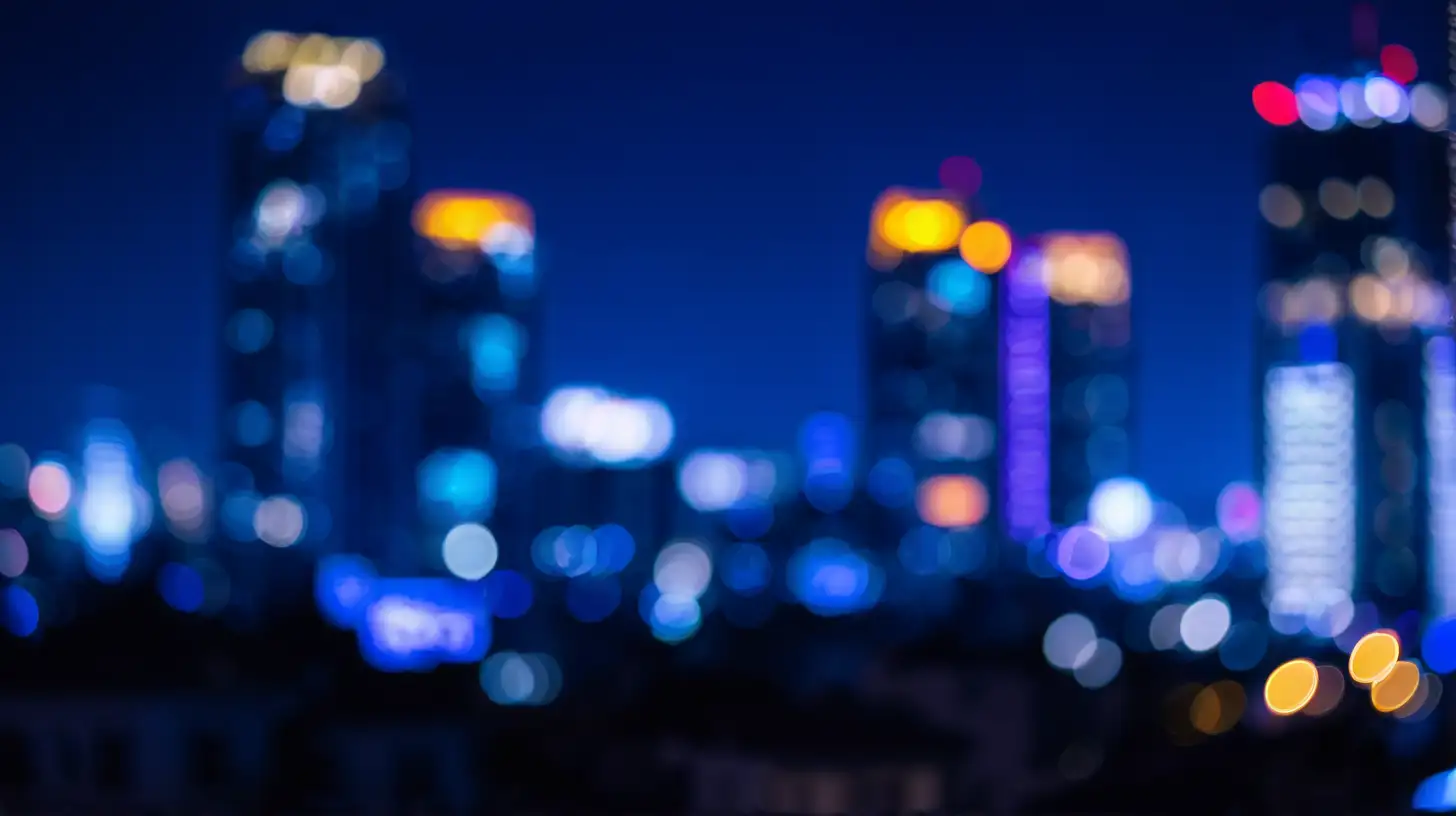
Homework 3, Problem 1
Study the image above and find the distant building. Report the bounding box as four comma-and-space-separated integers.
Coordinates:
862, 189, 1001, 571
1253, 67, 1450, 630
218, 31, 419, 600
412, 190, 542, 577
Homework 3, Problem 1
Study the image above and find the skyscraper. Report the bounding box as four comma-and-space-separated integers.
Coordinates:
1035, 233, 1133, 530
412, 191, 541, 576
218, 32, 418, 595
1252, 59, 1449, 631
863, 189, 1004, 555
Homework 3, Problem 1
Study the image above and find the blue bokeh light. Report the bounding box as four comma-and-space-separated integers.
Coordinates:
418, 448, 497, 525
4, 585, 38, 638
926, 257, 991, 316
788, 538, 882, 617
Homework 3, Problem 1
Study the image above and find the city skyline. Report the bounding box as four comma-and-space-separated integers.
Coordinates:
1, 0, 1444, 517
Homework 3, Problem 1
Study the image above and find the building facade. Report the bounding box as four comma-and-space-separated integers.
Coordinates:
1254, 70, 1450, 630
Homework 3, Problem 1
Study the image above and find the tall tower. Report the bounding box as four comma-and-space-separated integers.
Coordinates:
411, 191, 541, 577
1036, 233, 1134, 529
863, 188, 1005, 561
218, 32, 418, 599
1251, 32, 1450, 632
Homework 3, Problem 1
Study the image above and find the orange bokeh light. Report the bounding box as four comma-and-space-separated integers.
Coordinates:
959, 221, 1013, 273
413, 191, 534, 251
871, 189, 965, 254
916, 475, 989, 528
1040, 232, 1130, 306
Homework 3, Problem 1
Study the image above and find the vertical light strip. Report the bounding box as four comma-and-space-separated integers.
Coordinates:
1427, 338, 1456, 618
1002, 250, 1051, 541
1263, 363, 1357, 630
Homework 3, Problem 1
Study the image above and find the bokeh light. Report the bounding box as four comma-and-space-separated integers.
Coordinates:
1349, 630, 1401, 685
1264, 658, 1320, 716
958, 221, 1013, 273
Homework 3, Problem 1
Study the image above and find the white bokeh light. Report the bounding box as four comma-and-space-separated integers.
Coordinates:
1179, 596, 1232, 652
442, 522, 499, 580
1088, 478, 1153, 543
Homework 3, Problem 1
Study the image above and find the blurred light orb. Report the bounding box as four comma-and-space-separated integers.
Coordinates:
1055, 525, 1110, 581
958, 220, 1013, 273
0, 530, 27, 579
915, 474, 988, 529
1363, 76, 1406, 120
480, 651, 560, 706
1178, 596, 1232, 652
1380, 43, 1419, 85
483, 569, 533, 619
1372, 660, 1422, 713
1265, 658, 1320, 715
678, 451, 749, 512
1074, 639, 1123, 689
647, 591, 704, 643
27, 461, 72, 519
1258, 184, 1303, 229
926, 258, 991, 316
1349, 630, 1402, 685
253, 495, 306, 547
541, 386, 674, 467
4, 585, 39, 638
1421, 617, 1456, 674
876, 195, 965, 254
1087, 478, 1153, 542
787, 539, 881, 616
1294, 76, 1341, 130
1252, 81, 1299, 125
417, 448, 497, 524
1044, 613, 1098, 671
653, 540, 712, 601
937, 156, 982, 196
441, 522, 499, 580
1215, 481, 1261, 543
531, 526, 598, 578
1409, 83, 1448, 130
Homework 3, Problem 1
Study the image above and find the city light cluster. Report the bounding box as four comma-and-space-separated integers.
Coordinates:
867, 188, 1012, 275
1259, 177, 1393, 229
1252, 68, 1447, 132
1262, 629, 1440, 721
1260, 238, 1450, 330
541, 386, 675, 467
1038, 233, 1131, 307
242, 32, 385, 111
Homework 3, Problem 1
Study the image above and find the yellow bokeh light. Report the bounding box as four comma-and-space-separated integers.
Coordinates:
1258, 184, 1303, 229
242, 31, 386, 86
959, 221, 1013, 273
1371, 660, 1421, 713
413, 191, 535, 251
1040, 233, 1130, 306
1348, 630, 1401, 685
242, 32, 299, 74
1264, 658, 1319, 716
1190, 681, 1244, 735
871, 190, 965, 254
915, 475, 989, 529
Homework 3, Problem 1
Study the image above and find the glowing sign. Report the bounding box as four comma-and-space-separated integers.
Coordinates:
1002, 250, 1050, 541
1426, 338, 1456, 618
314, 556, 489, 671
1263, 363, 1356, 633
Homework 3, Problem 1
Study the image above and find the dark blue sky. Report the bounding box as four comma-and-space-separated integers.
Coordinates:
0, 0, 1441, 514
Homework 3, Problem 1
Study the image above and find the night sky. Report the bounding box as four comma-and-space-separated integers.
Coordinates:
0, 0, 1442, 516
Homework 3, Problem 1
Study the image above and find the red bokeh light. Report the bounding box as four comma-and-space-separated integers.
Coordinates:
1252, 82, 1298, 126
1380, 45, 1418, 86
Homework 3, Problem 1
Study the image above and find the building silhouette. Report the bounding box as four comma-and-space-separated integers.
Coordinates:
218, 31, 419, 601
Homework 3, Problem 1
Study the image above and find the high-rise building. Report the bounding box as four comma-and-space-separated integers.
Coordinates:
218, 32, 418, 596
1252, 58, 1450, 631
863, 189, 1005, 558
411, 191, 541, 576
1010, 233, 1133, 535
